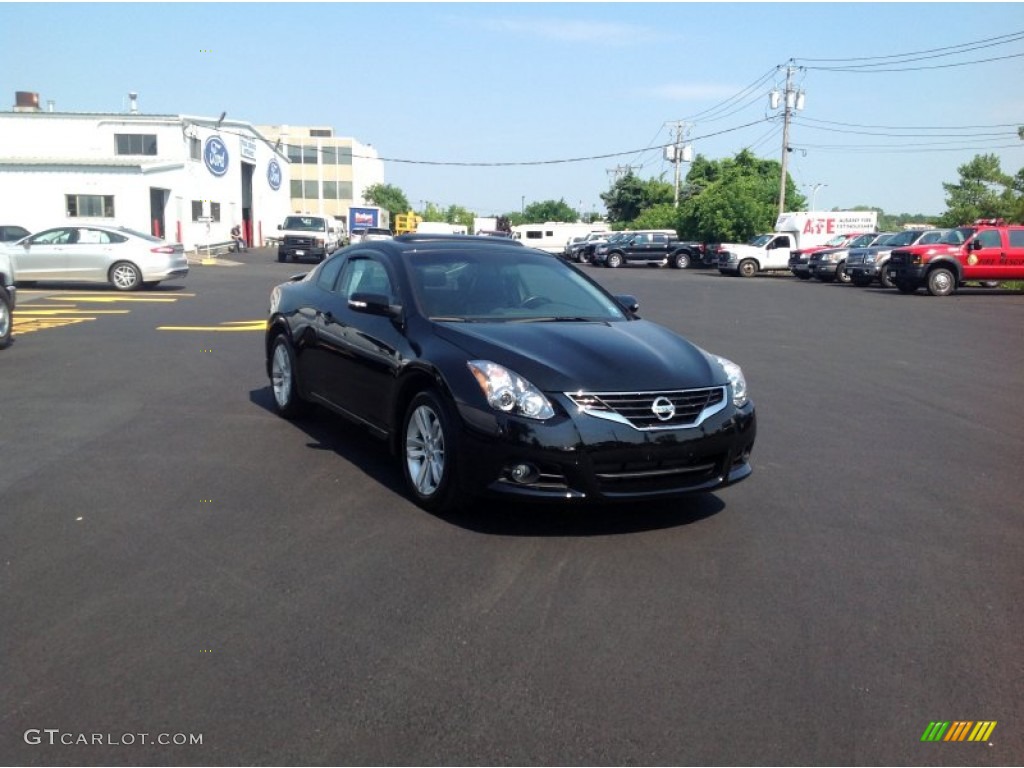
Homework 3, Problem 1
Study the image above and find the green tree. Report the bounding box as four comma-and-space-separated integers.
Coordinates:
600, 174, 673, 225
631, 203, 681, 234
677, 150, 802, 241
362, 183, 410, 223
938, 154, 1018, 226
523, 199, 578, 223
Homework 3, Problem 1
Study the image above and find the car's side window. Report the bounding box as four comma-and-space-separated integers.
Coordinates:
316, 254, 346, 291
76, 228, 106, 244
337, 257, 393, 301
975, 229, 1001, 249
31, 228, 75, 245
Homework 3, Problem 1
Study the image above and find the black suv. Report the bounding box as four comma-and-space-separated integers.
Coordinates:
593, 231, 699, 268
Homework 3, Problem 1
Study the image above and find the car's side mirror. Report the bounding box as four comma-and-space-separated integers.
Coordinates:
277, 224, 282, 230
971, 239, 983, 251
349, 292, 402, 319
614, 294, 639, 314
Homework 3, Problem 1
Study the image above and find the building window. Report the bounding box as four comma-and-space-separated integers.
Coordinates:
337, 147, 353, 165
286, 143, 302, 164
290, 180, 303, 199
115, 133, 157, 156
191, 200, 204, 221
310, 128, 333, 138
302, 145, 318, 165
189, 136, 201, 160
210, 202, 221, 223
322, 146, 337, 165
303, 180, 318, 199
66, 194, 115, 218
323, 181, 338, 199
338, 181, 353, 199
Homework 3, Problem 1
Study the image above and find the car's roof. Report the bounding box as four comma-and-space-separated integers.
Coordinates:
390, 233, 525, 247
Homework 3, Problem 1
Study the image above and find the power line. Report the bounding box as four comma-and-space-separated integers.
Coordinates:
805, 50, 1024, 73
798, 29, 1024, 63
797, 116, 1024, 131
791, 119, 1019, 140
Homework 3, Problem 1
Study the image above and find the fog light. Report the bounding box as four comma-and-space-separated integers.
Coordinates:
509, 463, 540, 484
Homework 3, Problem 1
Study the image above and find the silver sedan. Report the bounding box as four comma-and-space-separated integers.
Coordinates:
8, 225, 188, 290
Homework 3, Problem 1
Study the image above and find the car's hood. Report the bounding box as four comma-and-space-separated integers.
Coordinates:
433, 319, 722, 392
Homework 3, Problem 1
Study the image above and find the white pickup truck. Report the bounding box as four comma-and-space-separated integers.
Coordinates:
276, 215, 343, 263
715, 211, 879, 278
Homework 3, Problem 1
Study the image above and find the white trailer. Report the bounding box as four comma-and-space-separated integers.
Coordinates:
511, 222, 611, 254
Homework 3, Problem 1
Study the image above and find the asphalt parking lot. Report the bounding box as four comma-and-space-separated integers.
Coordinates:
2, 249, 1022, 766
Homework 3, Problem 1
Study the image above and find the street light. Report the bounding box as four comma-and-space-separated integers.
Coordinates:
810, 183, 827, 211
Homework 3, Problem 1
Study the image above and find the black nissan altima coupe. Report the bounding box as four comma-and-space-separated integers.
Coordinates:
265, 234, 756, 512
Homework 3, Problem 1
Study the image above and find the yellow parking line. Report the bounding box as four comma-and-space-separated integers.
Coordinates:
48, 296, 178, 303
14, 317, 97, 334
16, 309, 130, 315
157, 321, 266, 332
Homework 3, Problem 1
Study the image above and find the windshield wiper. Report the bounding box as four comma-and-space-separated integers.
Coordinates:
507, 316, 603, 323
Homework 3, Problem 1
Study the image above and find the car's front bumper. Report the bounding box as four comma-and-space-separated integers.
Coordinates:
454, 396, 757, 503
810, 262, 839, 279
789, 262, 810, 277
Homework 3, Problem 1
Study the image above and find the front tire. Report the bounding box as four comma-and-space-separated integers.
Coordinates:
738, 259, 757, 278
926, 267, 956, 297
606, 253, 623, 269
109, 261, 142, 291
402, 390, 460, 513
0, 289, 11, 349
835, 262, 851, 284
672, 251, 691, 269
270, 334, 308, 419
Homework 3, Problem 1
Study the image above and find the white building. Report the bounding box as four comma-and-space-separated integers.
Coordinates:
256, 124, 385, 233
0, 91, 292, 250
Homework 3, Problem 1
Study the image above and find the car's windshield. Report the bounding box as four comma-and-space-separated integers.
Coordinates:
283, 217, 326, 231
940, 228, 973, 245
888, 230, 923, 247
749, 234, 772, 247
873, 233, 899, 246
848, 233, 879, 247
406, 249, 628, 322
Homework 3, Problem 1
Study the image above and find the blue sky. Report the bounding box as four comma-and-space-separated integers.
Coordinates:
2, 2, 1023, 217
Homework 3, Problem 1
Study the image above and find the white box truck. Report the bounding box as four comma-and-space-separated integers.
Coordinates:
715, 211, 878, 277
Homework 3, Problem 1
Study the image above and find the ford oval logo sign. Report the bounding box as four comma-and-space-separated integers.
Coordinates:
651, 396, 675, 421
267, 159, 282, 191
203, 136, 229, 177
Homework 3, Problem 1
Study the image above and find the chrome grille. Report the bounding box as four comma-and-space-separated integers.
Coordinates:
566, 387, 728, 430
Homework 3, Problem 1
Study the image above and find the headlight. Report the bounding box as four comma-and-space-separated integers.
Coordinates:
467, 361, 554, 420
713, 355, 748, 407
864, 254, 876, 263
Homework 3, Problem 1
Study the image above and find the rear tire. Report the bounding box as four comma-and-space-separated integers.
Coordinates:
109, 261, 142, 291
878, 269, 894, 289
672, 251, 691, 269
606, 253, 623, 269
270, 334, 308, 419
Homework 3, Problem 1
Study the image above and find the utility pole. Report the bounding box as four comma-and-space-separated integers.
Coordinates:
606, 164, 642, 184
772, 61, 805, 219
665, 121, 691, 207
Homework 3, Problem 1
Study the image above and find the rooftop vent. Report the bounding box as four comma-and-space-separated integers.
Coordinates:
14, 91, 41, 112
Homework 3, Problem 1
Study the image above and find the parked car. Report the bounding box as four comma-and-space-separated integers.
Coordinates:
845, 229, 948, 288
265, 233, 756, 513
0, 244, 15, 348
808, 232, 894, 283
276, 215, 343, 263
0, 225, 31, 243
788, 232, 869, 280
887, 219, 1024, 296
361, 227, 394, 242
7, 225, 188, 291
593, 230, 682, 268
